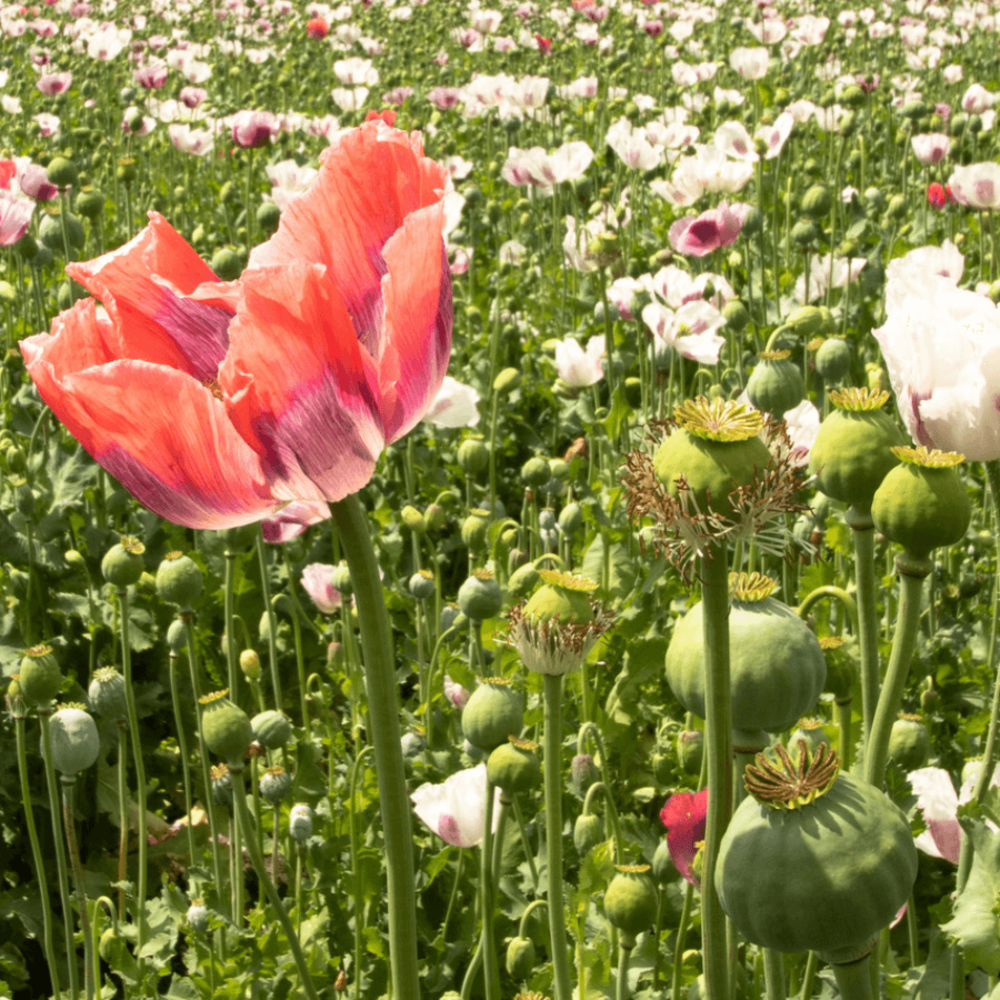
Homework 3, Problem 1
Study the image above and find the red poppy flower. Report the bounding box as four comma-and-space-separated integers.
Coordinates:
927, 182, 947, 209
660, 788, 708, 886
535, 34, 552, 54
20, 121, 453, 530
306, 16, 328, 38
366, 109, 396, 126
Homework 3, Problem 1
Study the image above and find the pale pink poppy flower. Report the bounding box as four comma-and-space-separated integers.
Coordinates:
557, 76, 598, 100
943, 64, 963, 84
784, 99, 817, 123
382, 86, 413, 108
949, 162, 1000, 210
961, 83, 995, 115
672, 61, 699, 87
729, 46, 769, 80
0, 190, 34, 246
442, 155, 473, 180
334, 56, 378, 86
29, 18, 58, 36
449, 246, 470, 275
643, 18, 663, 36
411, 764, 501, 848
452, 26, 483, 50
869, 20, 894, 39
230, 109, 278, 148
756, 112, 794, 158
654, 146, 754, 205
85, 24, 131, 61
423, 376, 481, 428
792, 14, 829, 44
33, 112, 60, 137
37, 71, 71, 95
300, 563, 343, 614
781, 399, 821, 466
911, 133, 950, 166
506, 76, 550, 114
331, 87, 369, 112
745, 17, 786, 44
121, 107, 154, 136
471, 8, 502, 33
428, 87, 462, 111
168, 123, 213, 156
499, 240, 527, 266
433, 50, 449, 67
606, 118, 663, 171
793, 255, 866, 304
899, 22, 927, 47
645, 119, 700, 149
887, 240, 963, 284
134, 63, 167, 89
668, 200, 749, 257
714, 86, 745, 108
443, 675, 471, 709
714, 121, 757, 162
502, 141, 594, 190
642, 299, 726, 365
264, 159, 318, 209
17, 161, 57, 201
179, 86, 207, 109
262, 501, 330, 543
555, 335, 605, 388
607, 275, 654, 322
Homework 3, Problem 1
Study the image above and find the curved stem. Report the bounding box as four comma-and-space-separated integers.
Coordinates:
330, 494, 419, 999
13, 715, 62, 998
581, 782, 623, 866
117, 587, 149, 960
230, 766, 319, 1000
847, 509, 880, 759
543, 673, 572, 1000
863, 556, 929, 789
699, 540, 733, 1000
797, 585, 860, 636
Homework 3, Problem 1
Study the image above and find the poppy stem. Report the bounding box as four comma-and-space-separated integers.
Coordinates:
330, 493, 420, 1000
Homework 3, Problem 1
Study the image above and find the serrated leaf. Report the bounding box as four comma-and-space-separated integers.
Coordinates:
362, 924, 387, 959
942, 820, 1000, 975
46, 445, 99, 514
581, 537, 636, 604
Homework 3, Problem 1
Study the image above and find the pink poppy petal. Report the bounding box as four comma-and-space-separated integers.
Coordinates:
378, 203, 452, 440
65, 212, 230, 382
220, 261, 386, 503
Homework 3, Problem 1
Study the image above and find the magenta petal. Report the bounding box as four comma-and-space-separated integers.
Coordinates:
927, 818, 962, 864
220, 261, 386, 503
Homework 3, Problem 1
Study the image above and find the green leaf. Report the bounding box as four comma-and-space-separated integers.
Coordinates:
602, 387, 633, 442
942, 820, 1000, 975
581, 537, 636, 603
362, 924, 387, 960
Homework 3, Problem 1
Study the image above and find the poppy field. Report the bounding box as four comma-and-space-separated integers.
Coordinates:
4, 0, 1000, 998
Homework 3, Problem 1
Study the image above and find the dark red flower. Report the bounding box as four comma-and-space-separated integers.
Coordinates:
306, 16, 328, 39
535, 34, 551, 54
660, 788, 708, 886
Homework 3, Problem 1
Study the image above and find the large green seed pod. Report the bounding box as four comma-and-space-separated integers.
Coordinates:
251, 710, 292, 749
19, 645, 63, 706
574, 813, 605, 854
604, 865, 659, 943
259, 765, 292, 804
815, 338, 852, 382
716, 743, 917, 963
156, 551, 204, 608
461, 678, 523, 752
457, 568, 503, 621
460, 508, 491, 551
746, 351, 805, 422
88, 666, 127, 721
653, 398, 772, 518
871, 447, 971, 558
44, 704, 100, 775
808, 388, 905, 514
199, 690, 252, 769
819, 636, 857, 702
523, 569, 595, 624
487, 736, 540, 796
101, 536, 145, 588
506, 936, 536, 979
665, 573, 826, 734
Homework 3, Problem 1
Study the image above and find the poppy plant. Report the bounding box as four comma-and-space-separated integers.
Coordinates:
20, 120, 453, 530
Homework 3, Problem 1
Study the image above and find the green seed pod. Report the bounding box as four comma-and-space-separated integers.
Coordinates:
521, 456, 551, 488
887, 713, 930, 771
409, 569, 436, 600
166, 618, 187, 653
289, 802, 313, 842
211, 763, 233, 807
462, 678, 523, 752
886, 193, 907, 220
487, 735, 540, 796
46, 156, 78, 189
256, 200, 281, 234
240, 649, 262, 680
676, 730, 705, 775
665, 573, 826, 734
523, 569, 596, 625
651, 840, 673, 885
211, 247, 243, 281
716, 744, 917, 962
39, 211, 85, 252
820, 637, 857, 702
815, 338, 852, 382
461, 508, 491, 551
653, 398, 771, 518
88, 666, 127, 721
260, 765, 292, 804
457, 436, 489, 475
505, 936, 536, 979
782, 305, 827, 338
800, 184, 832, 219
99, 926, 124, 962
789, 718, 829, 758
199, 690, 252, 768
871, 447, 971, 559
722, 298, 749, 331
746, 350, 805, 422
44, 705, 100, 775
156, 552, 204, 608
494, 367, 521, 394
251, 709, 291, 749
573, 813, 605, 855
401, 504, 427, 533
571, 753, 599, 793
558, 501, 584, 535
790, 218, 819, 247
19, 645, 63, 707
604, 865, 659, 942
457, 568, 503, 620
6, 674, 26, 719
101, 536, 145, 588
808, 388, 905, 514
